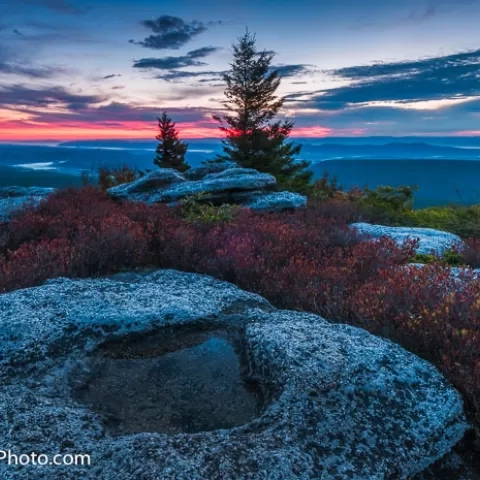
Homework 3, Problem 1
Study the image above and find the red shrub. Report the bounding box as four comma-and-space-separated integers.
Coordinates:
0, 191, 479, 433
463, 237, 480, 268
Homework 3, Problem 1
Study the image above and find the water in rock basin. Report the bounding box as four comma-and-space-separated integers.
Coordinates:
76, 328, 263, 435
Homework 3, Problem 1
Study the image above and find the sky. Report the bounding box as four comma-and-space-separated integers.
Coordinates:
1, 0, 480, 141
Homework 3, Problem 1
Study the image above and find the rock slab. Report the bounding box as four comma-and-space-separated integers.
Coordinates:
0, 186, 55, 222
0, 269, 468, 479
351, 222, 465, 255
107, 163, 307, 212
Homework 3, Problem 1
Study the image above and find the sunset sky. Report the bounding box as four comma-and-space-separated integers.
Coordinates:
1, 0, 480, 141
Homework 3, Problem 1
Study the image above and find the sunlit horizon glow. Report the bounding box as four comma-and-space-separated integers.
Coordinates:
0, 123, 362, 141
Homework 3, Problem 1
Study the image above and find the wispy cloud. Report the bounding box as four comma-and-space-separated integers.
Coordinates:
270, 64, 318, 77
133, 46, 221, 70
129, 15, 222, 50
0, 56, 69, 78
286, 48, 480, 110
155, 69, 225, 82
0, 85, 106, 109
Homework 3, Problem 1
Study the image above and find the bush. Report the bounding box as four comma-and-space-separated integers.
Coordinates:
463, 238, 480, 269
357, 185, 417, 224
406, 204, 480, 238
97, 165, 147, 190
1, 190, 479, 436
179, 192, 241, 225
308, 172, 343, 201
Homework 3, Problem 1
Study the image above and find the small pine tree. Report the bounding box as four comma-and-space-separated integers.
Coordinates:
210, 30, 312, 193
154, 111, 190, 172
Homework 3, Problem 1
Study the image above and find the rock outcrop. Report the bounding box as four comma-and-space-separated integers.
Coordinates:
107, 164, 307, 212
0, 186, 55, 222
0, 269, 468, 480
351, 222, 465, 255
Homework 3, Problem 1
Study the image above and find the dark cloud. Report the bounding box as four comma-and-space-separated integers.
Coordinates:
156, 70, 225, 82
0, 61, 67, 78
188, 46, 221, 58
133, 46, 220, 70
7, 97, 212, 126
270, 64, 318, 77
133, 56, 207, 70
111, 86, 125, 90
102, 74, 121, 79
0, 85, 105, 108
287, 48, 480, 110
130, 15, 221, 50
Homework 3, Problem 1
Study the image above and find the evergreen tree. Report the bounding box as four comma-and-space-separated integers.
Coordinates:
154, 111, 190, 172
210, 31, 312, 193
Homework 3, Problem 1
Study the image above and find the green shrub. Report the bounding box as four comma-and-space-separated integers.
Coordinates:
98, 165, 148, 190
357, 185, 417, 224
180, 192, 241, 225
410, 253, 438, 264
441, 248, 465, 267
407, 204, 480, 238
308, 172, 343, 201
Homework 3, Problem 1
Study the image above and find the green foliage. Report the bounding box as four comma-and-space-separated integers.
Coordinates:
154, 111, 190, 172
97, 165, 146, 190
410, 253, 438, 264
180, 192, 241, 225
406, 204, 480, 238
357, 185, 417, 224
308, 172, 343, 201
441, 248, 465, 267
409, 250, 465, 267
210, 31, 312, 193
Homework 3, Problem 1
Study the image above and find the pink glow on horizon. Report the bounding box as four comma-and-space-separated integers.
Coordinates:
452, 130, 480, 136
0, 120, 369, 141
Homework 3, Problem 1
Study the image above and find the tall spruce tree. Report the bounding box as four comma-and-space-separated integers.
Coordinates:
154, 111, 190, 172
210, 31, 312, 193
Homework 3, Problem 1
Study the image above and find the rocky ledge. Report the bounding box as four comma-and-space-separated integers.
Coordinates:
107, 163, 307, 212
0, 269, 468, 479
351, 222, 465, 256
0, 186, 55, 222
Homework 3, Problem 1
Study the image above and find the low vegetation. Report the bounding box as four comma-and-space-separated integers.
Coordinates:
1, 186, 479, 437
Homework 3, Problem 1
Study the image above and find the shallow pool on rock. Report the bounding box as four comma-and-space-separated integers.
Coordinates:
74, 327, 264, 436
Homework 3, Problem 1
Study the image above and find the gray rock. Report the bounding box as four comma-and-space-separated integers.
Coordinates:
0, 269, 468, 480
107, 167, 281, 209
107, 169, 186, 201
243, 191, 307, 212
351, 222, 465, 255
0, 186, 55, 222
183, 162, 239, 181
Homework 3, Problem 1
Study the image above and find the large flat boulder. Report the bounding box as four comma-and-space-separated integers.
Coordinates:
0, 269, 468, 480
183, 161, 239, 181
242, 191, 307, 211
107, 167, 293, 211
106, 169, 187, 201
0, 186, 55, 222
351, 222, 465, 255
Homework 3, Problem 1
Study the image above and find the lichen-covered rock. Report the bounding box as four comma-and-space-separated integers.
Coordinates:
351, 222, 465, 255
0, 186, 55, 222
0, 269, 468, 480
242, 191, 307, 211
107, 169, 186, 201
107, 167, 286, 210
183, 162, 238, 181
